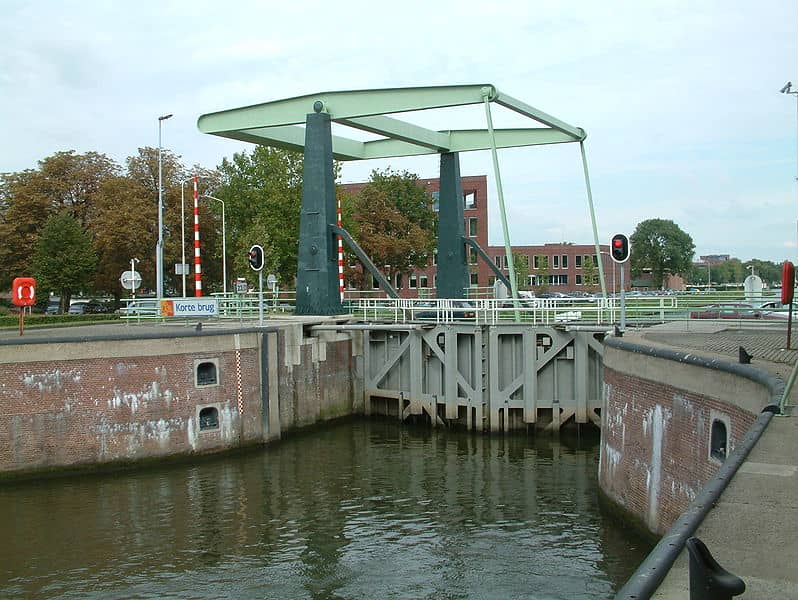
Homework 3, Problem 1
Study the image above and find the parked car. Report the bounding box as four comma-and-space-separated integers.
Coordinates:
414, 300, 476, 321
68, 300, 109, 315
45, 302, 61, 315
117, 299, 160, 316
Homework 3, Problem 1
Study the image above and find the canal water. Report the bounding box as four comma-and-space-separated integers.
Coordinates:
0, 420, 650, 599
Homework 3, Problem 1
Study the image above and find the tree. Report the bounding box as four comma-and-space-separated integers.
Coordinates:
534, 254, 550, 292
91, 176, 157, 302
582, 256, 598, 290
31, 213, 97, 308
347, 169, 437, 289
630, 219, 695, 289
215, 146, 304, 287
513, 252, 530, 290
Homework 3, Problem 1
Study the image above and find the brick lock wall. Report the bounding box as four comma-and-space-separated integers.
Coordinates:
0, 345, 263, 475
277, 328, 356, 430
600, 367, 757, 535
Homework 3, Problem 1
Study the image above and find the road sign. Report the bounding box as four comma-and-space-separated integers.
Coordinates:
235, 280, 248, 294
266, 273, 277, 290
120, 270, 142, 290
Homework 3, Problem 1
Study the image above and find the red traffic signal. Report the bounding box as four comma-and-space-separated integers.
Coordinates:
248, 245, 264, 271
610, 234, 630, 263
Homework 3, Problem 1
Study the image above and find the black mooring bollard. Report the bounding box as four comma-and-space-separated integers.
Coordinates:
686, 537, 746, 600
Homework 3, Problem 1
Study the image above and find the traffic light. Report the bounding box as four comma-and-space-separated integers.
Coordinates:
610, 234, 630, 263
248, 245, 264, 271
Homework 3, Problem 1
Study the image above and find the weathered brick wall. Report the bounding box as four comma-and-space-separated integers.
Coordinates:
0, 334, 265, 476
599, 342, 770, 536
0, 326, 361, 479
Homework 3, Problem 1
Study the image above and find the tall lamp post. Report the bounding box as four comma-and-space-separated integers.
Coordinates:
201, 195, 227, 296
781, 82, 798, 181
156, 113, 173, 298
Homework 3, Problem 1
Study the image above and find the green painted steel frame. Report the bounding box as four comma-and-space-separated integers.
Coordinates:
197, 84, 585, 161
199, 84, 589, 313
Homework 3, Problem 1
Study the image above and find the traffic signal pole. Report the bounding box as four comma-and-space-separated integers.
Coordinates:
620, 266, 626, 330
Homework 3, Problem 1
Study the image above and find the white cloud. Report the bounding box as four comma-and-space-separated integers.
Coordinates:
1, 0, 797, 262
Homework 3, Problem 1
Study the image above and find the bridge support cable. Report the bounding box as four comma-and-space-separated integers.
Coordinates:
482, 88, 520, 321
580, 141, 608, 300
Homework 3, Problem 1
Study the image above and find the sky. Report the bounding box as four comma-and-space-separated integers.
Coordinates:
1, 0, 797, 263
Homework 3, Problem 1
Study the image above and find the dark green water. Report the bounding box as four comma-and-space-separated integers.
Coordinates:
0, 420, 650, 599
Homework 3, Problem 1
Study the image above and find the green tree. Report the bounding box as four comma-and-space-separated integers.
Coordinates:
348, 169, 437, 289
91, 176, 157, 302
215, 146, 304, 287
630, 218, 695, 289
513, 252, 530, 289
582, 256, 598, 290
534, 254, 550, 291
32, 213, 97, 308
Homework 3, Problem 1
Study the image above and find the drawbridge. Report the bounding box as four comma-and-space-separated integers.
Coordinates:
198, 84, 606, 315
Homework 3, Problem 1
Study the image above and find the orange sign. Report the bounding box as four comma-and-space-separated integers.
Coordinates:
12, 277, 36, 307
160, 300, 174, 317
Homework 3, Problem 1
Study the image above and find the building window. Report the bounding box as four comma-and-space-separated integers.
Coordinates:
432, 191, 440, 212
195, 359, 219, 387
409, 274, 418, 289
561, 255, 568, 269
469, 248, 478, 265
575, 255, 583, 268
576, 274, 583, 285
533, 255, 540, 269
433, 275, 437, 287
470, 272, 479, 286
488, 276, 496, 286
464, 191, 476, 209
468, 217, 478, 237
553, 255, 560, 269
420, 275, 428, 288
494, 256, 502, 268
396, 273, 403, 289
372, 276, 380, 289
432, 252, 438, 266
198, 406, 219, 431
710, 419, 728, 461
504, 256, 510, 270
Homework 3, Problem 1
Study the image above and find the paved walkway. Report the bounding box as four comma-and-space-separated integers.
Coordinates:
625, 322, 798, 599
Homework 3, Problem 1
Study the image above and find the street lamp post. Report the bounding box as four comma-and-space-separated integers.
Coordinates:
201, 195, 227, 296
781, 82, 798, 181
156, 113, 173, 298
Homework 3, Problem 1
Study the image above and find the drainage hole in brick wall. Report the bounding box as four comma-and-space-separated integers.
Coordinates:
196, 362, 218, 386
199, 407, 219, 431
710, 419, 728, 461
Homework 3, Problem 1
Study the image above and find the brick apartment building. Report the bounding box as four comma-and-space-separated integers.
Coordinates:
340, 175, 630, 297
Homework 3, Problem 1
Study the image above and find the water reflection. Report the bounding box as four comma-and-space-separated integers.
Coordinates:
0, 420, 650, 599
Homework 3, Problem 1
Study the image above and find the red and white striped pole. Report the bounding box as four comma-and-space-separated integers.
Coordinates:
193, 174, 202, 297
337, 197, 344, 303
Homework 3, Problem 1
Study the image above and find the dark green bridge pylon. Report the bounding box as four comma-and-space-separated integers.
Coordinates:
198, 84, 586, 315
